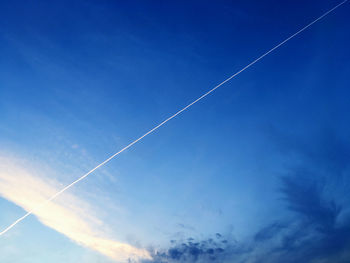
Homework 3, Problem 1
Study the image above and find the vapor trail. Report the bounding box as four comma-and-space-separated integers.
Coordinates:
0, 0, 348, 236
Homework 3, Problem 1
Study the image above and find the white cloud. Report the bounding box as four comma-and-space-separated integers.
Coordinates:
0, 155, 151, 262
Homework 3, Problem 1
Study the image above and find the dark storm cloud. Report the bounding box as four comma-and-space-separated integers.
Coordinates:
142, 129, 350, 263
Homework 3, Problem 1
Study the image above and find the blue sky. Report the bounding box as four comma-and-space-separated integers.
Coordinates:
0, 0, 349, 262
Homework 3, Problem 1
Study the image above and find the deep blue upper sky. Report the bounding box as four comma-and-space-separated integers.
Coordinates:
0, 1, 349, 262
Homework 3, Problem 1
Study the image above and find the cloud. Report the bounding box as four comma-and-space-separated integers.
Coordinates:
142, 129, 350, 263
248, 130, 350, 262
0, 155, 151, 262
143, 175, 350, 263
143, 235, 231, 263
280, 173, 342, 233
2, 128, 349, 263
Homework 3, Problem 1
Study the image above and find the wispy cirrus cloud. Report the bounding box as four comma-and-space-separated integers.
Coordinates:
0, 155, 151, 262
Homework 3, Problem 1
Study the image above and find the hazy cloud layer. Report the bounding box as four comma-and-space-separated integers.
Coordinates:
0, 155, 151, 262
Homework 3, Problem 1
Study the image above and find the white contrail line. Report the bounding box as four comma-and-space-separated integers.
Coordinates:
0, 0, 348, 237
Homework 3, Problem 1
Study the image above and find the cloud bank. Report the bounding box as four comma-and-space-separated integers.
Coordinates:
0, 155, 151, 262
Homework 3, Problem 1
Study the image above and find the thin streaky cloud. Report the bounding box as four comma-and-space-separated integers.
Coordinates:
0, 0, 348, 237
0, 156, 151, 262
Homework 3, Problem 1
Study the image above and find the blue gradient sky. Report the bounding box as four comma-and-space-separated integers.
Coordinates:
0, 1, 349, 262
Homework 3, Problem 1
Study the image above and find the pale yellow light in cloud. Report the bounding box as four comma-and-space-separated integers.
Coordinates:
0, 156, 151, 262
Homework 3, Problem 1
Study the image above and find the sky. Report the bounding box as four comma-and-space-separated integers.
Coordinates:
0, 0, 349, 262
